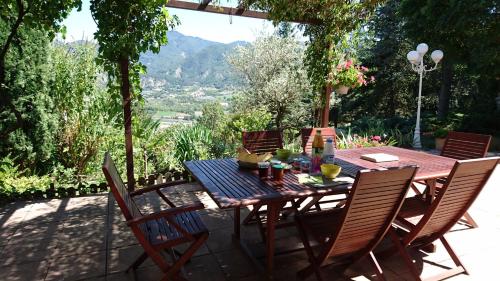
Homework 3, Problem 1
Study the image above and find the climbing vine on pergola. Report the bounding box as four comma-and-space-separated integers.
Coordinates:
90, 0, 383, 189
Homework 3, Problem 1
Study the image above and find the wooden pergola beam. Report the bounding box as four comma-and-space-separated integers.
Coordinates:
167, 0, 269, 20
166, 0, 320, 25
235, 0, 255, 16
198, 0, 213, 10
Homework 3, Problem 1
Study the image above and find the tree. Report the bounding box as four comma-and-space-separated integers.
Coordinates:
198, 102, 227, 134
254, 0, 384, 126
0, 0, 81, 137
50, 42, 122, 175
399, 0, 499, 119
227, 36, 312, 130
90, 0, 178, 190
0, 26, 58, 172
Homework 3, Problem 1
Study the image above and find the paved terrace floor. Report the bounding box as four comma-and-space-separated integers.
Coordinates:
1, 165, 499, 281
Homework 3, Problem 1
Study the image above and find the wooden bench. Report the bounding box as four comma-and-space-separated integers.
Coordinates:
102, 152, 208, 281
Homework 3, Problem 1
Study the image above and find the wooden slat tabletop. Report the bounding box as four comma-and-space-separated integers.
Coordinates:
184, 158, 350, 209
335, 146, 456, 181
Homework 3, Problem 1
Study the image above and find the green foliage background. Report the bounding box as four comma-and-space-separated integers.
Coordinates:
0, 0, 498, 202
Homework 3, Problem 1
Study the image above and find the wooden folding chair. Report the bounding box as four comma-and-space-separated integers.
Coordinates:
295, 166, 418, 281
301, 127, 337, 155
389, 157, 499, 281
413, 131, 492, 228
241, 130, 288, 227
242, 130, 283, 154
441, 131, 492, 160
102, 152, 209, 281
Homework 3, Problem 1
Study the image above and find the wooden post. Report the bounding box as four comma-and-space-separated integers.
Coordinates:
321, 84, 332, 127
119, 57, 135, 191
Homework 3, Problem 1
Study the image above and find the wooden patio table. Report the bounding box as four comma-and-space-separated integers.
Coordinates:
335, 146, 456, 202
184, 158, 352, 277
184, 146, 456, 277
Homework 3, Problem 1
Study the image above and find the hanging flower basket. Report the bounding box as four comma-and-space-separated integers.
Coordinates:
330, 60, 373, 94
335, 85, 349, 95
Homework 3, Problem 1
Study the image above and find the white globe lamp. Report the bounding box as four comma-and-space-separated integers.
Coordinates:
417, 43, 429, 55
431, 50, 444, 64
407, 51, 420, 64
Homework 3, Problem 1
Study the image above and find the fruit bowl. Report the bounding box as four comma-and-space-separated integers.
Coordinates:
321, 164, 342, 179
275, 149, 292, 161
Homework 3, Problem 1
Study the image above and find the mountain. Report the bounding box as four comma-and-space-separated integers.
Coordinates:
140, 31, 246, 90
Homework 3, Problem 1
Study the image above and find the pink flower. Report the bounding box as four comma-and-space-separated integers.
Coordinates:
370, 76, 375, 82
345, 60, 353, 68
371, 135, 381, 142
361, 66, 368, 72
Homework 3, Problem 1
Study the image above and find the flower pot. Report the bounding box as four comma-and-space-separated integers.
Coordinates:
435, 138, 446, 151
335, 85, 349, 95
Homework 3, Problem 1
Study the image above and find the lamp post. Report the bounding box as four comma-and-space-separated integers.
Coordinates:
406, 43, 443, 149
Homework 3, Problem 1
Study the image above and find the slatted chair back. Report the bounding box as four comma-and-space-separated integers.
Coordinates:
102, 152, 142, 221
321, 166, 417, 260
441, 131, 491, 160
301, 127, 336, 155
242, 130, 283, 154
404, 157, 499, 245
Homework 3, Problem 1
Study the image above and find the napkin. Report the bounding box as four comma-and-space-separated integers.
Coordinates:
297, 174, 354, 189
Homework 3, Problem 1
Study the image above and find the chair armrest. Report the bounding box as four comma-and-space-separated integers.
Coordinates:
130, 179, 189, 197
126, 202, 205, 226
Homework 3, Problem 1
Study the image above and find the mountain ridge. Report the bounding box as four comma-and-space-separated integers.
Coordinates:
140, 31, 246, 91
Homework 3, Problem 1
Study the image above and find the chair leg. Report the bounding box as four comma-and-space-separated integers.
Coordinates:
298, 196, 322, 214
388, 229, 422, 281
410, 182, 423, 196
126, 252, 148, 273
242, 204, 262, 225
461, 212, 479, 228
296, 216, 323, 281
164, 233, 209, 281
440, 236, 469, 275
255, 211, 267, 243
366, 252, 386, 281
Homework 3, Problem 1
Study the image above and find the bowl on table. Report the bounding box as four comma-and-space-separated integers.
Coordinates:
321, 164, 342, 179
275, 149, 292, 161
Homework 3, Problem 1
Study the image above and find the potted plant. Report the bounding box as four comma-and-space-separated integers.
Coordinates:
330, 60, 372, 95
433, 128, 449, 150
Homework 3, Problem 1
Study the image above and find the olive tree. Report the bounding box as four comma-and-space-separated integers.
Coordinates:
227, 36, 312, 130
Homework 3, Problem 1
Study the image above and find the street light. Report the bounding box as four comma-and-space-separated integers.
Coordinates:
407, 43, 443, 149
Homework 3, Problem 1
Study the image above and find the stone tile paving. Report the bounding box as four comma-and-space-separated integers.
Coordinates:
0, 164, 499, 281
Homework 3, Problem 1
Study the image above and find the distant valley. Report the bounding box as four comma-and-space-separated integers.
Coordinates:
140, 31, 246, 127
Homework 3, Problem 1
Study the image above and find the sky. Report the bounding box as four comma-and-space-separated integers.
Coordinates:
62, 0, 278, 44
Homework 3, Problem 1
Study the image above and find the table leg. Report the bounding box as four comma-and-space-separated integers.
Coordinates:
266, 201, 285, 277
233, 207, 241, 240
425, 179, 436, 203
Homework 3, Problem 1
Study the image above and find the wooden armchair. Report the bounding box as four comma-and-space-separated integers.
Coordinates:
242, 129, 283, 154
295, 166, 418, 281
102, 152, 209, 281
389, 157, 499, 281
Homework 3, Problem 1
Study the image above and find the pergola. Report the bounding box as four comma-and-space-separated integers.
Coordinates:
165, 0, 332, 127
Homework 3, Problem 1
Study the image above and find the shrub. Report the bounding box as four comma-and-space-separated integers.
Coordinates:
172, 125, 215, 166
336, 129, 397, 149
